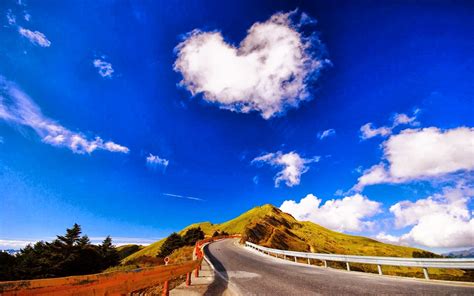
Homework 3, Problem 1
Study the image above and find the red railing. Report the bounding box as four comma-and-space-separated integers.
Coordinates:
0, 235, 240, 296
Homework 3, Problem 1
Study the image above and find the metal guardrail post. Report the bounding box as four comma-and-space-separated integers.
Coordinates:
377, 264, 383, 275
323, 260, 327, 268
423, 268, 430, 280
346, 262, 350, 271
294, 256, 297, 263
307, 258, 311, 265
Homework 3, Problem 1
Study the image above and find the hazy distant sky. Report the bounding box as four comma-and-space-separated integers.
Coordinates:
1, 0, 473, 253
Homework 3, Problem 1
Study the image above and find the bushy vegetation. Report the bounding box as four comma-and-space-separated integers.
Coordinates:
0, 224, 119, 281
158, 227, 204, 258
212, 230, 229, 237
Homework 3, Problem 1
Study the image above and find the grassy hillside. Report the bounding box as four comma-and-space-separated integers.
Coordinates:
116, 244, 144, 260
123, 205, 275, 263
122, 239, 166, 263
121, 204, 469, 281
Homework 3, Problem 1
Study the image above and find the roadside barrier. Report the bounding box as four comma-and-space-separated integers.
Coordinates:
245, 241, 474, 280
0, 235, 239, 296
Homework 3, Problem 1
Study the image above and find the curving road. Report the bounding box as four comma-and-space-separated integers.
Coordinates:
204, 239, 474, 295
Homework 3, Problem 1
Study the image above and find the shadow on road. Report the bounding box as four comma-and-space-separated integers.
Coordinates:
203, 245, 229, 296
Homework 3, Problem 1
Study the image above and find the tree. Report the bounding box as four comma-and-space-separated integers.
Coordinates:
56, 223, 82, 247
182, 227, 204, 245
0, 224, 122, 281
158, 233, 184, 258
212, 231, 220, 237
100, 236, 120, 268
0, 252, 16, 281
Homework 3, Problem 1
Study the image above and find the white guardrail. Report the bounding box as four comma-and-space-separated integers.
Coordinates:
245, 241, 474, 280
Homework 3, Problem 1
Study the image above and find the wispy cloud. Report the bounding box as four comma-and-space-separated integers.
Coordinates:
146, 153, 169, 171
93, 58, 114, 78
360, 110, 419, 140
317, 128, 335, 140
18, 27, 51, 47
6, 10, 16, 25
162, 193, 204, 201
0, 76, 129, 154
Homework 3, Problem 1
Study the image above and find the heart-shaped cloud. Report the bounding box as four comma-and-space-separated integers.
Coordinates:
174, 11, 329, 119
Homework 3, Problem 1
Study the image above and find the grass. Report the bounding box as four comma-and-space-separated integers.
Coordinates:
121, 239, 166, 263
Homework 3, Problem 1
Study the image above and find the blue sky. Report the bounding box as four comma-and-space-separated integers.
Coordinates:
1, 0, 473, 253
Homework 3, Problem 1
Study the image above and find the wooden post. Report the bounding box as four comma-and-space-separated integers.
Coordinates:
162, 280, 169, 296
377, 265, 383, 275
195, 265, 200, 277
162, 257, 170, 295
423, 268, 429, 280
186, 272, 192, 286
346, 262, 350, 271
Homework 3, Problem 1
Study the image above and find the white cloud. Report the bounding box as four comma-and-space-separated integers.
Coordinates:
360, 123, 392, 140
24, 12, 31, 22
18, 27, 51, 47
355, 127, 474, 190
0, 239, 37, 249
393, 113, 417, 126
318, 128, 335, 140
146, 153, 169, 170
174, 11, 329, 119
7, 10, 16, 25
376, 184, 474, 248
252, 151, 319, 187
253, 175, 259, 185
93, 59, 114, 78
162, 193, 203, 201
353, 163, 392, 191
375, 232, 403, 245
280, 193, 382, 232
360, 111, 418, 140
0, 76, 129, 154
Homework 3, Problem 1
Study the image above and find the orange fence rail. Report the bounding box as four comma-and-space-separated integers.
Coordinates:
0, 235, 240, 296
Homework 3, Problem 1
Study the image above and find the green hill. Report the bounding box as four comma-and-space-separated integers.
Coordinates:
124, 204, 425, 262
121, 204, 469, 281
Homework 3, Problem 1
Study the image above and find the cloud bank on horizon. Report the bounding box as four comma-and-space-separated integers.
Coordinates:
174, 11, 329, 119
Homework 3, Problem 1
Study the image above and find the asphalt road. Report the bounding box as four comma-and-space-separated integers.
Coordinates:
204, 239, 474, 295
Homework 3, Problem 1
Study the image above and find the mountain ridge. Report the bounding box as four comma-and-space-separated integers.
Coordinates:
124, 204, 428, 261
122, 204, 472, 280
